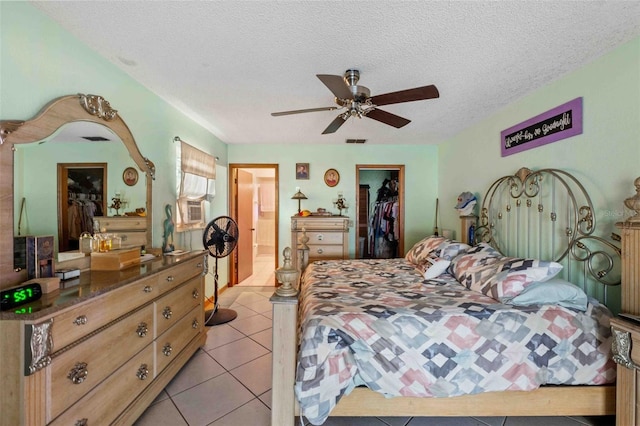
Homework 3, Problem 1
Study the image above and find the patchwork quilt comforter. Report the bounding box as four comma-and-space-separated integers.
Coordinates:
295, 259, 615, 425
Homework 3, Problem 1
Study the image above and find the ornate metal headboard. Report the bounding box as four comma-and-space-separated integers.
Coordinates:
475, 167, 621, 306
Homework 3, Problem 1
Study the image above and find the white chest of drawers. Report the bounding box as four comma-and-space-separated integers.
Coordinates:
291, 216, 349, 269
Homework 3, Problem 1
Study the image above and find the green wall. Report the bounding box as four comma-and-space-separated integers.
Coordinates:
438, 36, 639, 237
438, 36, 640, 313
0, 2, 229, 247
228, 144, 439, 259
2, 2, 638, 300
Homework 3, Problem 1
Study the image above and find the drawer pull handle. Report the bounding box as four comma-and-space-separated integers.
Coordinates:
68, 362, 88, 384
166, 276, 174, 282
75, 419, 88, 426
136, 364, 149, 380
162, 306, 173, 319
136, 322, 148, 337
317, 234, 324, 241
73, 315, 88, 326
143, 285, 153, 293
192, 319, 199, 329
192, 289, 199, 299
317, 248, 324, 254
197, 262, 202, 268
612, 329, 640, 371
162, 343, 173, 357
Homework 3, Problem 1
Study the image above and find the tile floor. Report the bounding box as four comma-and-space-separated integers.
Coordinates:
134, 285, 615, 426
237, 253, 277, 287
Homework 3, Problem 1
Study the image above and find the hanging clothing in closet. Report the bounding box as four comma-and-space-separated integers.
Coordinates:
368, 178, 399, 259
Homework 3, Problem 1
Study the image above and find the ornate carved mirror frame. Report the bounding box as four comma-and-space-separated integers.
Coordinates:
0, 94, 155, 289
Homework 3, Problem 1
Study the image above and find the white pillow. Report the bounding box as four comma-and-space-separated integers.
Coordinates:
507, 278, 588, 311
415, 257, 451, 279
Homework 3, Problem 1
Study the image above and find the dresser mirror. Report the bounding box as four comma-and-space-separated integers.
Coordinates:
0, 94, 155, 290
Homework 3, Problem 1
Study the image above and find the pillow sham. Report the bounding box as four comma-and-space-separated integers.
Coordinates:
451, 243, 563, 300
486, 258, 563, 301
505, 278, 588, 311
414, 256, 451, 279
450, 243, 504, 292
432, 240, 472, 261
405, 235, 446, 265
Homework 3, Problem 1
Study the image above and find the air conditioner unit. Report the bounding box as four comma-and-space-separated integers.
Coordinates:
186, 200, 203, 224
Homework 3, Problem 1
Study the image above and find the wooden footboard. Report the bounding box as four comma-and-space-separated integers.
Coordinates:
270, 271, 615, 426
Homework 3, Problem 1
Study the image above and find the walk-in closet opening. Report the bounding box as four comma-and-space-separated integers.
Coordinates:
355, 164, 405, 259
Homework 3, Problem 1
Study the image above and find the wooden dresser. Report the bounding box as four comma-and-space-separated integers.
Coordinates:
0, 251, 207, 426
612, 221, 640, 425
291, 216, 349, 270
611, 317, 640, 426
95, 216, 148, 248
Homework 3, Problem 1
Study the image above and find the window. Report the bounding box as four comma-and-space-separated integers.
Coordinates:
175, 141, 216, 230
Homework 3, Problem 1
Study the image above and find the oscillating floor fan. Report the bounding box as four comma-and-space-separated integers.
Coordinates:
202, 216, 239, 326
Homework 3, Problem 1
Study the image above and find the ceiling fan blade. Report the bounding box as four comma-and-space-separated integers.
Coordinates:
370, 85, 439, 106
322, 115, 347, 134
365, 108, 411, 128
316, 74, 354, 100
271, 106, 338, 116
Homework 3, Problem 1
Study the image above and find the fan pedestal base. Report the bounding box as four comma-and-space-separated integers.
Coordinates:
205, 307, 237, 326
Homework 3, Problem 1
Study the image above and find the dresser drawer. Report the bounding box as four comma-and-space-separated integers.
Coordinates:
293, 217, 348, 231
49, 304, 154, 420
307, 244, 345, 259
50, 345, 155, 426
50, 275, 158, 350
305, 231, 344, 245
155, 307, 201, 374
119, 231, 147, 247
156, 256, 204, 294
155, 277, 202, 337
97, 217, 147, 231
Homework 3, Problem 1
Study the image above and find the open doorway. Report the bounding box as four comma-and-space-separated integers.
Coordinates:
228, 164, 279, 287
355, 164, 405, 259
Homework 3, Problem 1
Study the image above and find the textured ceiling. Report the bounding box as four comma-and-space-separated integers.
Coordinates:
31, 1, 640, 145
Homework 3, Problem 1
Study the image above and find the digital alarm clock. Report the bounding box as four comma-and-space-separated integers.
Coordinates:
0, 282, 43, 311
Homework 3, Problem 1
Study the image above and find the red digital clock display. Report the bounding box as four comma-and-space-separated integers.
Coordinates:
0, 283, 43, 311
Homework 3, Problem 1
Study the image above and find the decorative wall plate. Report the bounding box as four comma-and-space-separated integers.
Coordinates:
123, 167, 138, 186
324, 168, 339, 187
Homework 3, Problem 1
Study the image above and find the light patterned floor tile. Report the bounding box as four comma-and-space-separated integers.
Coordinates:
202, 323, 245, 350
171, 373, 253, 426
207, 398, 271, 426
206, 336, 269, 370
228, 313, 271, 335
230, 353, 272, 396
134, 398, 188, 426
249, 327, 272, 350
164, 351, 225, 396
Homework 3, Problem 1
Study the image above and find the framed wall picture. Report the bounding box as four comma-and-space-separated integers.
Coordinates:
296, 163, 309, 180
324, 168, 340, 187
123, 167, 138, 186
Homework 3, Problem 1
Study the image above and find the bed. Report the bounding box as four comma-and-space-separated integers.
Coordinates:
271, 167, 626, 425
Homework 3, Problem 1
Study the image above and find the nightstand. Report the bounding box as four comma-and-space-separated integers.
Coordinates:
611, 316, 640, 425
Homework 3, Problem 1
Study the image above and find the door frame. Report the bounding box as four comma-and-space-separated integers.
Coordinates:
355, 164, 405, 259
228, 163, 279, 286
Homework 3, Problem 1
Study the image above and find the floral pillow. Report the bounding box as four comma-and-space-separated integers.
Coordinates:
414, 256, 451, 279
405, 235, 446, 265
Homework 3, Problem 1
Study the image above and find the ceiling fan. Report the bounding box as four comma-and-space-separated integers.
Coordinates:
271, 69, 439, 134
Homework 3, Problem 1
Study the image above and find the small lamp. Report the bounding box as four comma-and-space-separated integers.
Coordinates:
292, 189, 308, 214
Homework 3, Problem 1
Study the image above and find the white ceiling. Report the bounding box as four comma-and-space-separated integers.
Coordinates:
31, 1, 640, 146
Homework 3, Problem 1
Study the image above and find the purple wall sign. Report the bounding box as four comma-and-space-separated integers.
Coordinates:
501, 97, 583, 157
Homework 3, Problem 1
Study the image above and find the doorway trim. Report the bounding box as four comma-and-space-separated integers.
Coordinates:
228, 163, 279, 287
355, 164, 405, 259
